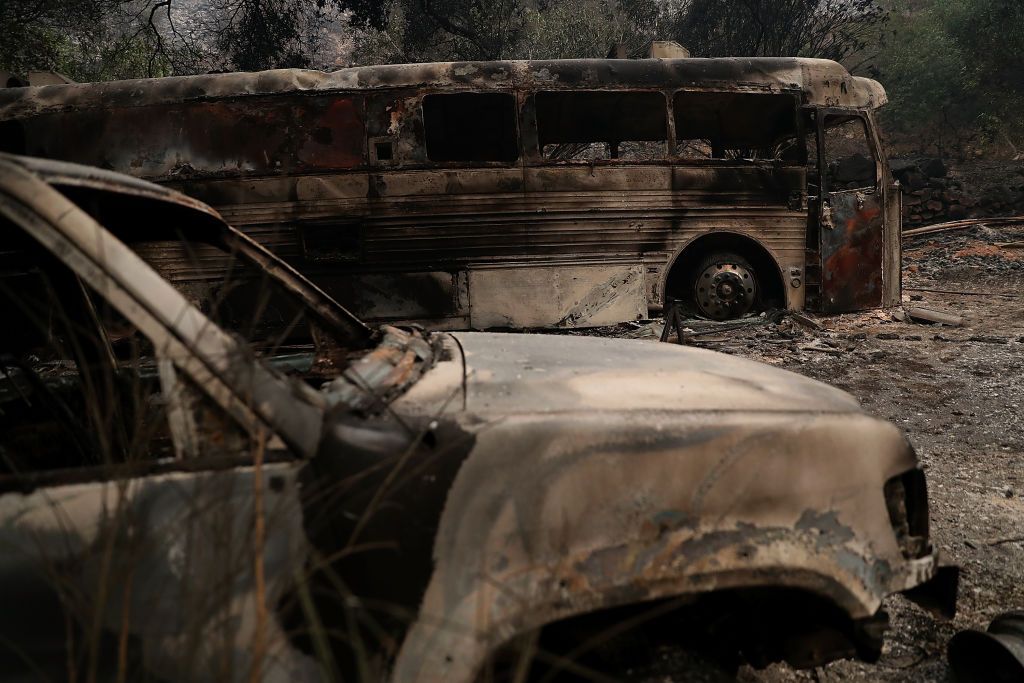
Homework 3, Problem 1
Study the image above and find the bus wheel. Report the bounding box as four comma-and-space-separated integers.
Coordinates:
693, 252, 757, 320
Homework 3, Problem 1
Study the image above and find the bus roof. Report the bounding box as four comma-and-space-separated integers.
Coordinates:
0, 57, 887, 119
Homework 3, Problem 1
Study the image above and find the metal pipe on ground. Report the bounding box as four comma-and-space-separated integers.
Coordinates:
903, 216, 1024, 238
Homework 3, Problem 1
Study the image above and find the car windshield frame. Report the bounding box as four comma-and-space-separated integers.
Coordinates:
0, 154, 326, 460
7, 153, 375, 350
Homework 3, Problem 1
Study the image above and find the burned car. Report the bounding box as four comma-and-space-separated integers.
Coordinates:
0, 154, 954, 682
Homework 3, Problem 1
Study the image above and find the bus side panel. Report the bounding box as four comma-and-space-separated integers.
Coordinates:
520, 164, 806, 308
468, 264, 645, 329
17, 95, 366, 178
311, 271, 469, 326
188, 173, 478, 327
179, 161, 805, 328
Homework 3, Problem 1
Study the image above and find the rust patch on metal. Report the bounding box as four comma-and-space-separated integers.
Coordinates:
821, 192, 884, 312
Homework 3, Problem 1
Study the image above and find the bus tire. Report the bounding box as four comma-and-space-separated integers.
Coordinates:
692, 252, 758, 321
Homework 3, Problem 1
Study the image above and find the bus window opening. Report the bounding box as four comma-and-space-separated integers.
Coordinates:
536, 91, 667, 161
423, 92, 519, 163
674, 92, 798, 161
822, 115, 876, 191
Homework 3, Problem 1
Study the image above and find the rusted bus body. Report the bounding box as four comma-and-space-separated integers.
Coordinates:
0, 58, 901, 328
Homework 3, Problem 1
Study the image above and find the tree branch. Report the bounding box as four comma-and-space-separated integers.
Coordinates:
418, 0, 493, 58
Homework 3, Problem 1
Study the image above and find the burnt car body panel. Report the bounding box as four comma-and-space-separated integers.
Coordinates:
0, 58, 899, 329
386, 333, 938, 680
0, 463, 318, 682
0, 154, 327, 681
439, 331, 859, 414
0, 156, 947, 682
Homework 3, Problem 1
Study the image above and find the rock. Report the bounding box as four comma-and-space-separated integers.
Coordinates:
982, 185, 1015, 204
926, 199, 944, 212
920, 157, 948, 178
948, 204, 968, 220
890, 158, 919, 174
833, 153, 876, 185
903, 171, 928, 190
877, 332, 900, 340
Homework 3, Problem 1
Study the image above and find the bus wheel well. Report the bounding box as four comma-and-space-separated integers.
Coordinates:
664, 233, 785, 312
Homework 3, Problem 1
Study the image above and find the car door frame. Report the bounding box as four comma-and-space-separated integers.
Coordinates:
0, 156, 324, 461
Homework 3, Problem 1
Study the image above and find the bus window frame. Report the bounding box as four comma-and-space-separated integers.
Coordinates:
525, 89, 673, 165
817, 109, 883, 197
669, 88, 804, 166
417, 89, 523, 168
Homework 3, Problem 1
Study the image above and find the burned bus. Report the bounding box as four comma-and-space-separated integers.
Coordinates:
0, 57, 901, 327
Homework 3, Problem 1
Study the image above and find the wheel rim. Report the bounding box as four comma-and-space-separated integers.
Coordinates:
694, 260, 756, 320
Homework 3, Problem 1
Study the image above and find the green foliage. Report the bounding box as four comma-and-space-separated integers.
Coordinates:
214, 0, 312, 71
522, 0, 661, 59
351, 0, 888, 66
875, 6, 968, 129
664, 0, 888, 62
1, 0, 347, 81
353, 0, 531, 63
0, 0, 168, 81
875, 0, 1024, 153
351, 0, 661, 64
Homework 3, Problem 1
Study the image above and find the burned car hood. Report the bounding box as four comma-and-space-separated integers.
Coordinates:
396, 331, 860, 416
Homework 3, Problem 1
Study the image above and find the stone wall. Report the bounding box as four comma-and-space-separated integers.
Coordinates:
891, 158, 1024, 227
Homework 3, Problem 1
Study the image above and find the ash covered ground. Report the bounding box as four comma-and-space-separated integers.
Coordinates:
554, 223, 1024, 682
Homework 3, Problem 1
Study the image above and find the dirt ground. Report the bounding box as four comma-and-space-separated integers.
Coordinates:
560, 223, 1024, 681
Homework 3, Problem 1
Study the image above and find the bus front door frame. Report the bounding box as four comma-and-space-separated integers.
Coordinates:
816, 109, 888, 313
